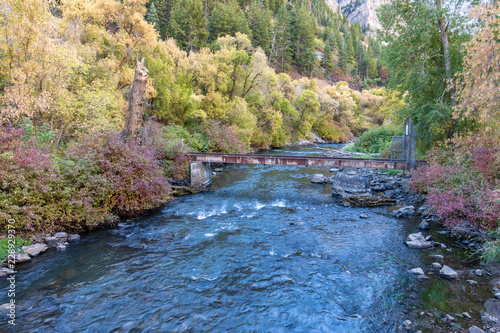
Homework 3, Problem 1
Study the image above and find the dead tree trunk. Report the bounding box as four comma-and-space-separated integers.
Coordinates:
122, 56, 148, 139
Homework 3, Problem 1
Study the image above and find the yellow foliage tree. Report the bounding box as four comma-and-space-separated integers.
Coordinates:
454, 4, 500, 131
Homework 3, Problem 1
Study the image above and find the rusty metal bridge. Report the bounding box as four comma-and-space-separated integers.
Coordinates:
187, 153, 414, 170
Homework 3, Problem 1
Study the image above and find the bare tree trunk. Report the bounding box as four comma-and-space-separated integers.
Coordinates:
122, 56, 148, 139
435, 0, 456, 107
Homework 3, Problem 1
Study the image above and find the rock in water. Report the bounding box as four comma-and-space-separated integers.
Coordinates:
68, 234, 81, 242
45, 236, 58, 247
405, 232, 433, 249
392, 206, 415, 218
418, 220, 430, 230
332, 170, 371, 197
439, 265, 459, 279
409, 267, 425, 275
468, 326, 485, 333
54, 232, 68, 243
14, 252, 31, 263
25, 243, 48, 257
311, 174, 327, 184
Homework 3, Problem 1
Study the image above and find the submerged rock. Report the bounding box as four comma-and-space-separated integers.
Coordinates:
332, 170, 371, 197
439, 265, 459, 280
405, 232, 433, 249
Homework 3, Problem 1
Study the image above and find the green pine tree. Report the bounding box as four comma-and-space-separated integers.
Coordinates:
147, 1, 161, 32
169, 0, 209, 51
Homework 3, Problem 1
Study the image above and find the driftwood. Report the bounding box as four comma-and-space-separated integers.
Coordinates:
342, 195, 396, 207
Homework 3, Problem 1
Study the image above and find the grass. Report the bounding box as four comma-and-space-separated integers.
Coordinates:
0, 237, 31, 262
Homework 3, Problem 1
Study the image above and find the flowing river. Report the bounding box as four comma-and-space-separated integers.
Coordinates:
0, 145, 490, 332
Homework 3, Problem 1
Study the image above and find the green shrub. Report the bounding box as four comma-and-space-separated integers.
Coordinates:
350, 124, 398, 154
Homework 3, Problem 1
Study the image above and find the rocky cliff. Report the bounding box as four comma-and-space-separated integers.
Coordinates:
325, 0, 385, 31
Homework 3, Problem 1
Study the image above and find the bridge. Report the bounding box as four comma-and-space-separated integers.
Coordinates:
187, 153, 422, 187
187, 117, 421, 187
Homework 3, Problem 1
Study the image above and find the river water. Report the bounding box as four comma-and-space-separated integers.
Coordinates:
0, 145, 486, 332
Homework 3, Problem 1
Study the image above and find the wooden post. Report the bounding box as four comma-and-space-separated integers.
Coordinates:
122, 56, 148, 139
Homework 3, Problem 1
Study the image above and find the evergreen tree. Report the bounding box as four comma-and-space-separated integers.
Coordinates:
295, 4, 317, 75
321, 39, 334, 74
272, 3, 293, 71
209, 0, 251, 40
345, 33, 355, 73
147, 1, 161, 32
247, 2, 272, 54
169, 0, 209, 51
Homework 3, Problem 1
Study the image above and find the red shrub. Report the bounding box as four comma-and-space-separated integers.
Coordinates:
410, 133, 500, 231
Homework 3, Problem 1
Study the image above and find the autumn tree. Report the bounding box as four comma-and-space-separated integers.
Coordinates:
454, 3, 500, 130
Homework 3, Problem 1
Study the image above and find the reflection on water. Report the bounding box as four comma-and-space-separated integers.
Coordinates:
1, 144, 428, 332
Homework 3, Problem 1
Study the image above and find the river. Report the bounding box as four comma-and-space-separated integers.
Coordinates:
0, 145, 490, 332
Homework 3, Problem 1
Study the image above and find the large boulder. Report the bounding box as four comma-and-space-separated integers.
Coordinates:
332, 170, 371, 197
44, 236, 58, 247
405, 232, 433, 249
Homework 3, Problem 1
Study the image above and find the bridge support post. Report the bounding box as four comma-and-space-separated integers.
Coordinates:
189, 161, 212, 187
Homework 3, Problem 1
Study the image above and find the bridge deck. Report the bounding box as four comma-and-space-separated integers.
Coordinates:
188, 153, 415, 170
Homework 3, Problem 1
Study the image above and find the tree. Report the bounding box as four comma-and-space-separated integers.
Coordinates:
123, 57, 149, 139
294, 4, 317, 75
247, 2, 272, 55
169, 0, 208, 51
208, 0, 251, 40
294, 88, 319, 136
454, 4, 500, 130
271, 3, 293, 71
146, 0, 161, 32
378, 0, 470, 150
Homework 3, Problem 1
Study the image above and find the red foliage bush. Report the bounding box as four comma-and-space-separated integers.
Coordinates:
0, 124, 171, 233
65, 131, 171, 217
410, 134, 500, 230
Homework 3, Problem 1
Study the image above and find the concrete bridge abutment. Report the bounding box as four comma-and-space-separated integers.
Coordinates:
189, 161, 212, 187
